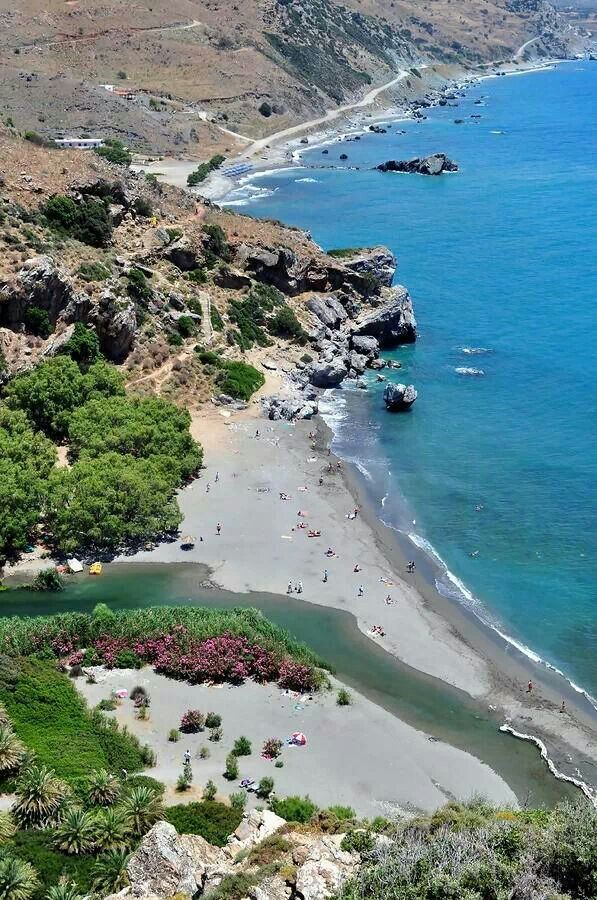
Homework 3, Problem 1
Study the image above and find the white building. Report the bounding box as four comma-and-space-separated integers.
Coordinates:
55, 138, 104, 150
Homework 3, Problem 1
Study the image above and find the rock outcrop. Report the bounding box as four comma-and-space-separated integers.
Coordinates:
90, 289, 137, 362
295, 836, 359, 900
341, 246, 396, 288
310, 360, 348, 388
383, 382, 418, 411
354, 285, 416, 347
376, 154, 458, 175
307, 294, 348, 329
225, 809, 287, 854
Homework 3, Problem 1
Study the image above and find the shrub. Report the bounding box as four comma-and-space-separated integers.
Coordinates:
60, 323, 101, 367
271, 795, 318, 824
248, 834, 290, 866
337, 688, 352, 706
232, 736, 251, 757
187, 267, 206, 285
199, 747, 209, 759
23, 306, 52, 339
274, 760, 283, 769
114, 650, 142, 669
229, 791, 246, 811
210, 304, 224, 331
126, 268, 152, 302
180, 710, 205, 733
43, 196, 78, 232
205, 712, 221, 729
256, 776, 274, 799
30, 570, 64, 593
258, 101, 272, 117
77, 261, 111, 282
268, 305, 306, 342
94, 140, 131, 167
340, 829, 374, 854
77, 200, 113, 248
277, 659, 316, 693
223, 753, 239, 781
165, 800, 242, 846
92, 806, 128, 852
86, 769, 120, 806
262, 738, 282, 760
209, 727, 222, 743
202, 224, 230, 261
133, 197, 153, 217
168, 729, 180, 742
217, 361, 264, 402
177, 315, 196, 338
326, 247, 367, 258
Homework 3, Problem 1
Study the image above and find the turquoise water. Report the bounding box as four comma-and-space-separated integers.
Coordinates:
225, 63, 597, 698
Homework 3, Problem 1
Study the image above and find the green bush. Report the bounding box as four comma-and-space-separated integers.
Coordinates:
204, 712, 221, 729
217, 361, 264, 402
256, 776, 274, 799
94, 140, 132, 167
77, 200, 113, 248
232, 736, 251, 757
30, 569, 64, 593
223, 752, 239, 781
270, 795, 318, 823
340, 830, 374, 854
43, 196, 78, 232
326, 247, 368, 258
126, 268, 152, 302
77, 261, 111, 282
186, 267, 206, 285
60, 323, 102, 367
202, 224, 231, 261
10, 830, 96, 899
229, 791, 246, 811
23, 306, 52, 339
336, 688, 352, 706
165, 801, 242, 847
133, 197, 153, 217
177, 315, 196, 338
210, 304, 224, 331
267, 305, 306, 342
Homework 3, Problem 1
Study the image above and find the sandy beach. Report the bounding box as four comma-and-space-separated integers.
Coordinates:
76, 665, 517, 816
113, 403, 597, 805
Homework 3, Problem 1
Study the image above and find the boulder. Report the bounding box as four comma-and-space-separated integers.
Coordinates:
376, 153, 458, 175
354, 285, 416, 347
307, 295, 347, 329
226, 809, 286, 855
309, 360, 348, 388
250, 876, 292, 900
348, 350, 367, 375
350, 334, 379, 358
91, 290, 137, 362
295, 836, 359, 900
383, 382, 417, 411
369, 358, 386, 370
124, 823, 234, 899
342, 247, 396, 288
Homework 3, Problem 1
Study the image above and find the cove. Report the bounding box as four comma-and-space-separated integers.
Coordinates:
2, 562, 574, 807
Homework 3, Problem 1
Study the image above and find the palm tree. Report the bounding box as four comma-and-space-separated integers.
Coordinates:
0, 856, 39, 900
52, 806, 96, 855
0, 813, 16, 845
86, 769, 120, 807
121, 785, 164, 836
92, 849, 130, 895
0, 726, 25, 775
45, 882, 84, 900
12, 765, 68, 830
93, 807, 129, 852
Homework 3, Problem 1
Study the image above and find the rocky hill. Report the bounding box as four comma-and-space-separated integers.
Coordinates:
0, 0, 587, 156
0, 127, 414, 420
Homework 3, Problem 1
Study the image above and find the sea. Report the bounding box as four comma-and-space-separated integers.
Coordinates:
222, 61, 597, 701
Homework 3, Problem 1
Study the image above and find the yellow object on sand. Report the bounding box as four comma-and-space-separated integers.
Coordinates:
89, 562, 102, 575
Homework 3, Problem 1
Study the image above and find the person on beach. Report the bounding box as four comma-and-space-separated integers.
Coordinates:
255, 429, 260, 438
323, 569, 328, 583
297, 581, 303, 594
206, 483, 210, 493
319, 477, 324, 486
183, 750, 191, 765
287, 581, 293, 594
215, 472, 219, 482
527, 680, 533, 693
354, 563, 361, 573
560, 700, 566, 713
358, 585, 364, 596
216, 523, 221, 535
385, 595, 392, 605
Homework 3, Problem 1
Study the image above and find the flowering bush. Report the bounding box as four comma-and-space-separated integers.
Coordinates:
277, 659, 316, 693
262, 738, 283, 759
180, 710, 205, 733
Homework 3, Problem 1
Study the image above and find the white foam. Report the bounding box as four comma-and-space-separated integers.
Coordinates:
455, 366, 485, 376
295, 177, 319, 183
459, 347, 493, 355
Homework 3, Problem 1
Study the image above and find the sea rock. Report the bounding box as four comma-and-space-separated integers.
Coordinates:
309, 360, 348, 388
225, 809, 286, 855
354, 285, 416, 347
376, 153, 458, 175
383, 382, 417, 411
295, 836, 359, 900
307, 294, 348, 329
348, 350, 367, 375
368, 358, 386, 370
342, 247, 396, 289
262, 392, 318, 421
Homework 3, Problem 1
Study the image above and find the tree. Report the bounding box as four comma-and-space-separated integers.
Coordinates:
93, 806, 129, 852
232, 736, 251, 757
67, 395, 203, 482
45, 452, 183, 554
60, 323, 101, 367
53, 806, 96, 855
92, 849, 130, 894
94, 140, 132, 167
0, 857, 39, 900
0, 813, 16, 844
0, 409, 56, 563
121, 785, 164, 836
3, 357, 124, 439
203, 780, 217, 801
12, 764, 68, 829
30, 569, 64, 592
77, 199, 113, 248
42, 196, 78, 232
223, 753, 239, 781
86, 769, 120, 807
23, 307, 52, 339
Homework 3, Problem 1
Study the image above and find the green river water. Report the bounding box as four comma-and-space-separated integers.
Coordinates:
2, 562, 574, 807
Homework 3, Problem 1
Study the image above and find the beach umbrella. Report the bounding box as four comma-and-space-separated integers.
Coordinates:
291, 732, 307, 746
181, 535, 195, 547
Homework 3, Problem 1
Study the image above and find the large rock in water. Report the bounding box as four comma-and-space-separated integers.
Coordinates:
383, 382, 417, 411
354, 285, 416, 347
376, 153, 458, 175
310, 360, 348, 388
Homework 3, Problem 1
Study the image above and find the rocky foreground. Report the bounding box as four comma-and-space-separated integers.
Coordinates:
105, 811, 359, 900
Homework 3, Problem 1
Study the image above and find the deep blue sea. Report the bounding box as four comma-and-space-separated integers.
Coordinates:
224, 63, 597, 698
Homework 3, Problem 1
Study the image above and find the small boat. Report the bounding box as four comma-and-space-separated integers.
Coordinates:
89, 562, 102, 575
180, 535, 195, 550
